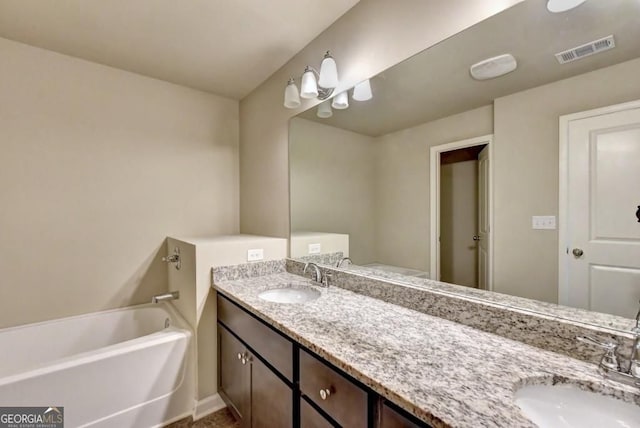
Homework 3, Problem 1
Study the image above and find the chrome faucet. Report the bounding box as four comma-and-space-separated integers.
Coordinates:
335, 257, 353, 268
152, 291, 180, 304
162, 247, 181, 270
303, 262, 332, 287
303, 262, 322, 283
576, 300, 640, 387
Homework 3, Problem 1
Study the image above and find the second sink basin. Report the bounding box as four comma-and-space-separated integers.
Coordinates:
515, 383, 640, 428
258, 286, 320, 304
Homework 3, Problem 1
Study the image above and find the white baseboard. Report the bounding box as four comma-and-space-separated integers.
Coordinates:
194, 393, 226, 421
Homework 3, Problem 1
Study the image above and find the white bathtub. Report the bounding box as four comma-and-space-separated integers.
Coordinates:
0, 303, 195, 428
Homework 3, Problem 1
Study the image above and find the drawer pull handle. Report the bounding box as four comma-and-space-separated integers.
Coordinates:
319, 388, 332, 400
237, 353, 243, 361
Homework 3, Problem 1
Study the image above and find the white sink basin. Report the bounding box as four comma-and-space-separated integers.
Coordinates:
258, 286, 320, 304
515, 384, 640, 428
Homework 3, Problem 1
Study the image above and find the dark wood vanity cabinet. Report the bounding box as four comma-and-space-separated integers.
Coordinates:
218, 324, 293, 428
300, 399, 334, 428
217, 294, 429, 428
379, 402, 423, 428
299, 349, 368, 428
218, 294, 293, 428
218, 326, 250, 424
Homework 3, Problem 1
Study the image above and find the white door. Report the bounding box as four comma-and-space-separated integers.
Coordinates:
477, 146, 490, 290
563, 104, 640, 317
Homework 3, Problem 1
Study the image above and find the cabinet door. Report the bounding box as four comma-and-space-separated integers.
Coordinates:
219, 325, 250, 427
301, 399, 334, 428
250, 353, 293, 428
380, 402, 423, 428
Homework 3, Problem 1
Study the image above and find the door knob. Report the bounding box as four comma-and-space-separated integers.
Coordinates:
473, 235, 481, 241
572, 248, 584, 258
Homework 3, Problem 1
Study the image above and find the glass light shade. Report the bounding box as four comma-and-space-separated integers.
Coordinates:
318, 53, 339, 89
352, 79, 373, 101
546, 0, 586, 12
300, 68, 319, 99
316, 101, 333, 118
331, 91, 349, 110
283, 80, 301, 109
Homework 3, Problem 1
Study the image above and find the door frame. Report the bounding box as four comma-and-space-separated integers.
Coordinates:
429, 134, 494, 289
558, 99, 640, 305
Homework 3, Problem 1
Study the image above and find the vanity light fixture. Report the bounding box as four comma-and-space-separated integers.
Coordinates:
332, 91, 349, 110
284, 51, 374, 118
316, 101, 333, 118
284, 51, 339, 109
546, 0, 586, 13
352, 79, 373, 101
284, 78, 301, 108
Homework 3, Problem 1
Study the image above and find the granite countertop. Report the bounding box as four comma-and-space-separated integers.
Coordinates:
212, 272, 640, 428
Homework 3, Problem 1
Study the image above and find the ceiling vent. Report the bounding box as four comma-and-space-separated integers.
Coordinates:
555, 35, 615, 64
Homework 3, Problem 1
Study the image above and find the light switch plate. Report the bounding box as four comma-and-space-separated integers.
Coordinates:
247, 248, 264, 261
308, 243, 321, 254
532, 216, 556, 230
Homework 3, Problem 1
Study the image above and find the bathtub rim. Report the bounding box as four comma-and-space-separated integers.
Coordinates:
0, 301, 193, 384
0, 301, 191, 336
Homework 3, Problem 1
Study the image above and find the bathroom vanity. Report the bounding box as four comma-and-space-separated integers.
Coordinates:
217, 293, 422, 427
212, 261, 640, 428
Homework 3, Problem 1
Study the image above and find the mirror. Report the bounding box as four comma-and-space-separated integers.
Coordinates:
289, 0, 640, 327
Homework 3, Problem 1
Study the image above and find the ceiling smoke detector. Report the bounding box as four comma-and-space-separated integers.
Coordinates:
469, 54, 518, 81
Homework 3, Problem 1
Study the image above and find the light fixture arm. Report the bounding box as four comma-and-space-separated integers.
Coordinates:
302, 66, 334, 100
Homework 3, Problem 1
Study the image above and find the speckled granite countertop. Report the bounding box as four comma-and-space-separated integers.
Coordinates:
212, 271, 640, 428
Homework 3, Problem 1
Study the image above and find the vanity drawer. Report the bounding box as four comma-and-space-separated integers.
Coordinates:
217, 294, 293, 381
300, 399, 334, 428
299, 349, 368, 428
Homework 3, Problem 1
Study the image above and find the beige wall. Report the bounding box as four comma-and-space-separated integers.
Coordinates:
440, 160, 478, 287
493, 56, 640, 303
167, 235, 287, 399
289, 118, 375, 264
374, 106, 493, 271
0, 37, 240, 328
240, 0, 523, 239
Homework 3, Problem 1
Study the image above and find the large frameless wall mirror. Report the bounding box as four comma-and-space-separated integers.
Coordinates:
288, 0, 640, 327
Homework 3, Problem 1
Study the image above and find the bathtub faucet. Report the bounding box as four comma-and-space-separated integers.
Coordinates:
152, 291, 180, 304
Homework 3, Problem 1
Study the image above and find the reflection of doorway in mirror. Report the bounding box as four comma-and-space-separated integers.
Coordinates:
559, 100, 640, 318
430, 135, 493, 290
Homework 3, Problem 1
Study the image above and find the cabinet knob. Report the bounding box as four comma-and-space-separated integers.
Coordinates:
319, 388, 332, 400
240, 352, 252, 365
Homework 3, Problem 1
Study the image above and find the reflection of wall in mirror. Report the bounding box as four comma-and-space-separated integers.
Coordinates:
493, 56, 640, 303
291, 56, 640, 304
291, 105, 492, 268
290, 231, 349, 259
290, 119, 375, 265
375, 106, 493, 274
